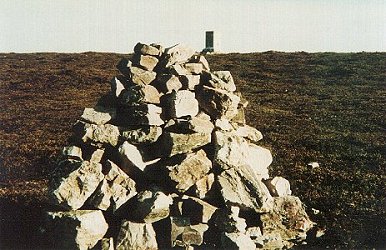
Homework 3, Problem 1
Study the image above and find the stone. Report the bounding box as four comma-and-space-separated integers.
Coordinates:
164, 113, 214, 135
215, 206, 247, 233
117, 104, 164, 126
221, 232, 256, 250
118, 84, 161, 106
129, 66, 157, 85
264, 176, 292, 197
163, 90, 199, 119
111, 76, 126, 97
119, 141, 146, 171
181, 195, 218, 224
244, 144, 272, 179
192, 173, 215, 199
134, 42, 162, 56
202, 71, 236, 92
260, 196, 315, 247
161, 132, 211, 157
307, 162, 320, 169
132, 54, 159, 71
170, 217, 208, 247
62, 145, 82, 161
234, 124, 263, 142
162, 44, 195, 67
231, 106, 247, 124
217, 165, 273, 213
120, 126, 162, 144
50, 160, 103, 210
196, 85, 240, 120
116, 220, 158, 250
81, 106, 116, 125
155, 74, 183, 93
73, 121, 120, 147
46, 210, 108, 250
189, 55, 210, 71
90, 160, 137, 211
129, 189, 173, 223
168, 64, 189, 75
179, 74, 201, 90
99, 237, 114, 250
183, 63, 203, 75
89, 148, 104, 163
163, 150, 212, 193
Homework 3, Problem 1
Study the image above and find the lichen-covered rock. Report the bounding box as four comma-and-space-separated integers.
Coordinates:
117, 104, 164, 126
81, 106, 116, 125
46, 210, 108, 250
50, 160, 104, 210
120, 126, 162, 144
73, 121, 120, 147
161, 131, 211, 157
116, 220, 158, 250
202, 71, 236, 92
118, 84, 161, 106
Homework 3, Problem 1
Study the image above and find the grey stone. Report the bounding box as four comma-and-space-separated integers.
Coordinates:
163, 90, 199, 119
221, 232, 256, 250
196, 85, 240, 120
90, 160, 137, 211
129, 66, 157, 85
46, 210, 108, 250
117, 104, 164, 126
116, 220, 158, 250
81, 106, 116, 125
162, 44, 195, 68
50, 160, 104, 210
132, 54, 159, 71
73, 121, 120, 147
119, 141, 146, 171
134, 42, 162, 56
118, 84, 161, 106
264, 176, 292, 197
202, 71, 236, 92
161, 132, 211, 157
155, 74, 183, 93
120, 126, 162, 144
179, 74, 201, 90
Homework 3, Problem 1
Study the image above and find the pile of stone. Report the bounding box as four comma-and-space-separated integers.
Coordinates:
46, 42, 315, 249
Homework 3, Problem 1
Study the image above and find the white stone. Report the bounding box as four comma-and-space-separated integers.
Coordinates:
111, 76, 126, 97
163, 44, 195, 67
234, 124, 263, 142
62, 145, 82, 160
116, 221, 158, 250
74, 121, 120, 147
264, 176, 292, 197
81, 106, 116, 125
221, 232, 256, 250
166, 90, 199, 118
129, 66, 157, 85
119, 141, 146, 171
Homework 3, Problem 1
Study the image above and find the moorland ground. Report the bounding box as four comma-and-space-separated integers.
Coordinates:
0, 51, 385, 249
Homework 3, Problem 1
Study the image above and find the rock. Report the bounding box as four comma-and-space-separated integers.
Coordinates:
217, 165, 273, 213
73, 121, 120, 147
183, 63, 203, 75
307, 162, 320, 169
214, 118, 233, 131
99, 237, 114, 250
164, 113, 214, 134
181, 195, 218, 224
128, 189, 173, 223
132, 54, 159, 71
81, 106, 116, 125
189, 55, 210, 71
260, 196, 315, 246
202, 71, 236, 92
170, 217, 208, 247
111, 76, 126, 97
162, 150, 212, 193
234, 124, 263, 142
116, 220, 158, 250
120, 126, 162, 144
162, 44, 195, 67
168, 64, 189, 75
192, 173, 215, 199
118, 84, 161, 106
231, 106, 247, 124
264, 176, 292, 197
50, 160, 104, 210
119, 141, 146, 171
90, 160, 137, 211
129, 66, 157, 85
161, 132, 211, 157
179, 74, 201, 90
221, 232, 256, 250
244, 144, 272, 179
46, 210, 108, 250
215, 206, 247, 233
134, 42, 162, 56
89, 148, 104, 163
117, 104, 164, 126
62, 145, 82, 161
163, 90, 199, 119
155, 74, 183, 93
196, 85, 240, 120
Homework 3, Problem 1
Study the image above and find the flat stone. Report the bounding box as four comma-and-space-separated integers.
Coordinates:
202, 71, 236, 92
181, 195, 218, 223
179, 74, 201, 90
183, 63, 203, 75
234, 124, 263, 142
118, 84, 161, 106
90, 160, 137, 211
129, 66, 157, 85
120, 126, 162, 144
89, 148, 104, 163
73, 121, 120, 147
155, 74, 183, 93
264, 176, 292, 197
196, 85, 240, 120
50, 160, 104, 210
132, 54, 159, 71
161, 132, 211, 157
164, 113, 214, 134
189, 55, 210, 71
116, 220, 158, 250
119, 141, 146, 171
62, 145, 82, 161
221, 232, 256, 250
134, 42, 162, 56
117, 104, 164, 126
163, 90, 199, 119
81, 106, 116, 125
162, 44, 195, 68
46, 210, 108, 250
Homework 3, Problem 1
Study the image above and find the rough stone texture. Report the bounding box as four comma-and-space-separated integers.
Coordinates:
99, 237, 114, 250
179, 74, 201, 90
62, 145, 83, 161
119, 141, 146, 171
117, 104, 164, 126
217, 165, 273, 213
170, 217, 208, 248
264, 176, 292, 197
192, 173, 215, 199
129, 66, 157, 85
189, 55, 210, 71
81, 106, 116, 125
202, 71, 236, 92
221, 232, 256, 250
90, 160, 137, 211
132, 54, 159, 71
120, 126, 162, 144
164, 90, 199, 119
89, 148, 104, 163
46, 210, 108, 250
161, 132, 211, 157
111, 76, 126, 97
118, 84, 161, 106
234, 124, 264, 142
163, 150, 212, 193
155, 74, 183, 93
73, 121, 120, 147
183, 63, 203, 75
181, 195, 217, 224
196, 85, 240, 120
162, 44, 195, 68
116, 220, 158, 250
129, 189, 173, 223
164, 113, 213, 134
50, 160, 104, 210
215, 206, 247, 233
134, 42, 162, 56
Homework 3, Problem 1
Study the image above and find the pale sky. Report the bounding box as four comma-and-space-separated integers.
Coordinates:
1, 0, 385, 53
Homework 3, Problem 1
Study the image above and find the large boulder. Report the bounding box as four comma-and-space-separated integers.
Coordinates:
116, 220, 158, 250
46, 210, 108, 250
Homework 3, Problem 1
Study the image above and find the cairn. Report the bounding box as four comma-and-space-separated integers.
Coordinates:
46, 42, 315, 249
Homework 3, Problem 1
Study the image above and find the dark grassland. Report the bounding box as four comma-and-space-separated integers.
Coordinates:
0, 52, 385, 249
